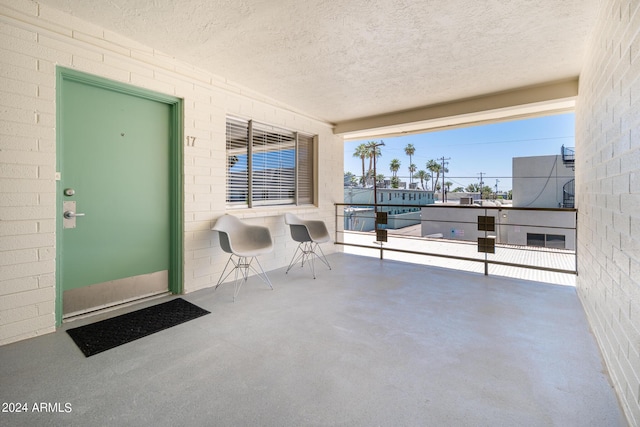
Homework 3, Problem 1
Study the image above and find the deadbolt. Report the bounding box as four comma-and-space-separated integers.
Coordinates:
63, 188, 75, 196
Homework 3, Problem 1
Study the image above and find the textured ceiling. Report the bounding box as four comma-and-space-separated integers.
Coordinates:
37, 0, 599, 125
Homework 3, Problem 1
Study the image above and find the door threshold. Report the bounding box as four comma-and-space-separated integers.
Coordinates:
62, 291, 172, 323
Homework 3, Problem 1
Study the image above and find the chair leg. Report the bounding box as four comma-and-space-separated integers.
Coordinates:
215, 255, 236, 289
233, 256, 250, 302
301, 242, 316, 279
286, 244, 305, 275
314, 243, 332, 270
248, 256, 274, 290
309, 242, 318, 279
215, 254, 273, 301
286, 241, 331, 279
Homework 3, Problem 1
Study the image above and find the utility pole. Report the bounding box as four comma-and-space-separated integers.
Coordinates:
371, 141, 385, 248
371, 141, 385, 207
439, 156, 450, 202
478, 172, 485, 199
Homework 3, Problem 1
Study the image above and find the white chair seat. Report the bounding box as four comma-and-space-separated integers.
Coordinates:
212, 215, 274, 301
222, 227, 273, 257
303, 220, 331, 243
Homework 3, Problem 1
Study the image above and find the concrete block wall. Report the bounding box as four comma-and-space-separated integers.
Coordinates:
575, 0, 640, 424
0, 0, 343, 345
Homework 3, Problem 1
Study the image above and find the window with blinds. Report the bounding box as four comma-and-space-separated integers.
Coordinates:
226, 117, 315, 207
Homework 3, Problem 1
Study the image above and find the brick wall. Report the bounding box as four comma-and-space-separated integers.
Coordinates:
575, 1, 640, 424
0, 0, 343, 345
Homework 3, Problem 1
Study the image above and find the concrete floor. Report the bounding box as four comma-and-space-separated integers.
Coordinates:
0, 253, 628, 426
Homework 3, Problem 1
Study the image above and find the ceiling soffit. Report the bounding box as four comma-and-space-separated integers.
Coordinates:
336, 79, 578, 140
33, 0, 598, 129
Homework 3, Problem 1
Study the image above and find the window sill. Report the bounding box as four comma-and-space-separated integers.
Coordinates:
225, 204, 319, 219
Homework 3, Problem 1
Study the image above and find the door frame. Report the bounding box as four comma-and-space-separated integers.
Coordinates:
55, 67, 183, 325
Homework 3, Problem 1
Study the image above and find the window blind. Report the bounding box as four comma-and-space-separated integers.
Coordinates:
226, 118, 249, 206
226, 117, 315, 207
251, 122, 296, 206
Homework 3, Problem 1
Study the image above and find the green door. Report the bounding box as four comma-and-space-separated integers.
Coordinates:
57, 69, 182, 320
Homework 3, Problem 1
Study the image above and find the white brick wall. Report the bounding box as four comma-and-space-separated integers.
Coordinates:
0, 0, 343, 345
576, 1, 640, 424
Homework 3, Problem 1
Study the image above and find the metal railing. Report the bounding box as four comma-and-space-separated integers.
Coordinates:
561, 145, 575, 165
335, 202, 578, 277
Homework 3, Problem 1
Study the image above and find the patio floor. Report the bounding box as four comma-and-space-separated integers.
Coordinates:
0, 253, 627, 426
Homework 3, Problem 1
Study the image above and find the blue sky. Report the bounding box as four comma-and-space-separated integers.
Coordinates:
344, 112, 575, 192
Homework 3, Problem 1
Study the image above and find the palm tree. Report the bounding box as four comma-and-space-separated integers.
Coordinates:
390, 159, 401, 188
445, 181, 453, 192
389, 158, 401, 178
376, 174, 386, 187
408, 163, 417, 187
404, 144, 415, 186
426, 159, 441, 191
353, 143, 368, 186
465, 183, 480, 192
365, 141, 383, 185
344, 172, 358, 186
481, 186, 493, 199
414, 170, 430, 190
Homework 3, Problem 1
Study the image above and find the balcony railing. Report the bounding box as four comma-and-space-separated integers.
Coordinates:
561, 145, 575, 168
335, 202, 578, 278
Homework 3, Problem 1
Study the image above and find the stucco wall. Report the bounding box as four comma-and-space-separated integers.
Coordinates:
420, 206, 576, 250
504, 210, 576, 250
0, 0, 343, 345
421, 206, 498, 241
575, 0, 640, 424
512, 155, 574, 208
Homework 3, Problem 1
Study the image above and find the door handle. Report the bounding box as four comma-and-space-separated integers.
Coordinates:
63, 211, 86, 219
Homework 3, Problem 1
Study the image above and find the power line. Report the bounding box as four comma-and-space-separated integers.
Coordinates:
440, 135, 574, 147
373, 135, 574, 150
428, 175, 574, 179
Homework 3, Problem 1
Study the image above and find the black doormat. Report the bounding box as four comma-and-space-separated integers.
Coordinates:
66, 298, 210, 357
